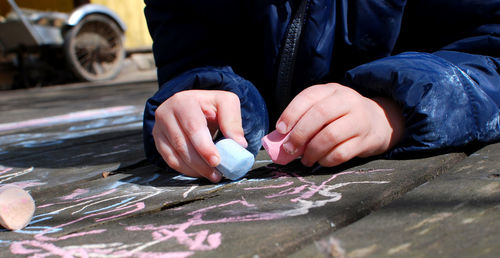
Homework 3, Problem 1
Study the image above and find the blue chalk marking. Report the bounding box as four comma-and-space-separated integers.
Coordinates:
0, 240, 11, 247
15, 226, 62, 235
83, 197, 136, 215
29, 216, 53, 224
215, 139, 255, 181
173, 175, 198, 181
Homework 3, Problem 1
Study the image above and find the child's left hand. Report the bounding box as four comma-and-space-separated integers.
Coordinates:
275, 83, 405, 167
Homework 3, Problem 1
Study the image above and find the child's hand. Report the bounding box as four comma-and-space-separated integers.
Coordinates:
275, 83, 404, 167
153, 90, 248, 182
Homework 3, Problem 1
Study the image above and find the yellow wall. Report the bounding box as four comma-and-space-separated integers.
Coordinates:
91, 0, 152, 49
1, 0, 74, 15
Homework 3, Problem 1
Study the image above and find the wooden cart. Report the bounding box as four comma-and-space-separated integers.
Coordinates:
0, 0, 126, 84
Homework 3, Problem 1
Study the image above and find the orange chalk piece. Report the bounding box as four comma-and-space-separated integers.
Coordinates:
0, 185, 35, 231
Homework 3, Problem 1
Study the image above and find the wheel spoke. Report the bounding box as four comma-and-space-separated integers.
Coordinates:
66, 15, 124, 81
92, 62, 105, 75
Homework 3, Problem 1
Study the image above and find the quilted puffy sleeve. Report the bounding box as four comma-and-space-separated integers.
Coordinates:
345, 1, 500, 157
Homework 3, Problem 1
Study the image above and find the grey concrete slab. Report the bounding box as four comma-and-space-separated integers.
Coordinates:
291, 143, 500, 258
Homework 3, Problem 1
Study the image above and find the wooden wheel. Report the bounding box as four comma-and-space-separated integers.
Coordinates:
64, 14, 125, 81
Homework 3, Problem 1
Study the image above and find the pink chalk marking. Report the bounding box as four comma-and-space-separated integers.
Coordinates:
60, 189, 90, 200
0, 168, 13, 174
9, 181, 45, 189
133, 252, 194, 258
129, 221, 221, 252
289, 173, 342, 202
11, 240, 195, 258
35, 202, 145, 242
95, 202, 145, 222
126, 171, 394, 253
39, 189, 116, 208
290, 169, 393, 202
10, 168, 395, 257
187, 198, 284, 225
11, 240, 66, 256
99, 170, 388, 256
123, 199, 291, 252
265, 185, 308, 199
0, 105, 137, 132
188, 198, 255, 216
57, 229, 107, 241
243, 181, 294, 190
242, 168, 394, 202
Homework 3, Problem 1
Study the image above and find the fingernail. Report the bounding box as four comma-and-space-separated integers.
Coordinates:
282, 141, 297, 155
301, 159, 313, 167
236, 135, 248, 148
209, 155, 220, 167
276, 121, 287, 134
210, 170, 222, 183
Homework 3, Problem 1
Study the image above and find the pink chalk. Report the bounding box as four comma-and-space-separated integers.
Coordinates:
261, 130, 304, 165
0, 185, 35, 230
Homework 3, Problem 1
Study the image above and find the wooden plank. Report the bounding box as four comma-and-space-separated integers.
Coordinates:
0, 81, 156, 125
0, 81, 155, 191
0, 105, 146, 192
0, 112, 143, 159
0, 152, 465, 257
0, 130, 144, 193
291, 143, 500, 258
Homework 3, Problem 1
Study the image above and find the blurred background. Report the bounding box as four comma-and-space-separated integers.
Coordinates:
0, 0, 155, 90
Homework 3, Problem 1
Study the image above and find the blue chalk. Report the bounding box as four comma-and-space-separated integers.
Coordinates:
215, 139, 255, 180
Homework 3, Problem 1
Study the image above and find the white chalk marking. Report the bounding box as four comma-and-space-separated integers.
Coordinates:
183, 186, 198, 198
0, 106, 138, 132
0, 167, 34, 184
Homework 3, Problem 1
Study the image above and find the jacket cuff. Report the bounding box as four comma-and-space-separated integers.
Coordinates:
143, 66, 269, 167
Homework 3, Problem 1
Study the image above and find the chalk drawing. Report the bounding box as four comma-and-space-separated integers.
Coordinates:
183, 186, 198, 198
0, 123, 142, 150
173, 175, 198, 181
0, 167, 34, 183
7, 169, 393, 257
0, 167, 44, 189
68, 113, 142, 132
60, 189, 90, 200
0, 106, 138, 132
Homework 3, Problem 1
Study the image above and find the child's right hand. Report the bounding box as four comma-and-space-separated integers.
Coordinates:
152, 90, 248, 183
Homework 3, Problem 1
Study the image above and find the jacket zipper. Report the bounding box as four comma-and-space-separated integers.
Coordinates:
275, 0, 309, 112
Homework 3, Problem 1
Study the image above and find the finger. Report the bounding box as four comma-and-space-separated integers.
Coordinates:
182, 137, 222, 182
275, 84, 336, 134
162, 129, 221, 182
163, 133, 222, 182
162, 111, 221, 182
284, 94, 350, 158
301, 115, 359, 166
213, 92, 247, 147
153, 129, 197, 177
318, 137, 364, 167
174, 98, 221, 167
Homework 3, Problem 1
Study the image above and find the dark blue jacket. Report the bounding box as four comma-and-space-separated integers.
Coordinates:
143, 0, 500, 167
